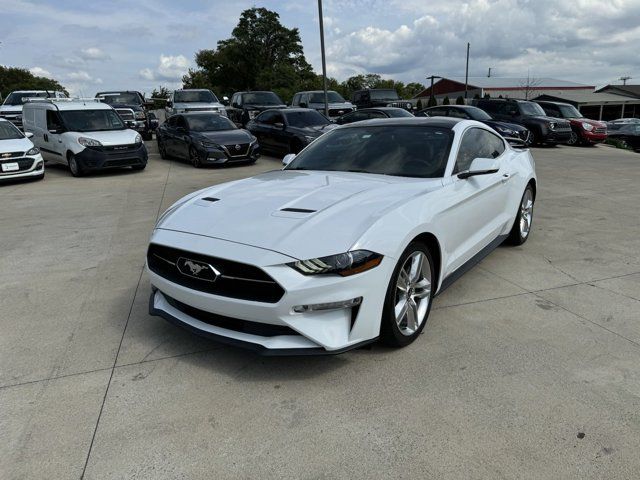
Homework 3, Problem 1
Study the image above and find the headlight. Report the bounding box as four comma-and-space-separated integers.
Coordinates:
199, 140, 220, 149
219, 109, 228, 117
582, 122, 594, 131
548, 122, 556, 130
288, 250, 383, 277
135, 134, 142, 144
26, 146, 40, 155
406, 103, 412, 109
78, 137, 102, 147
135, 111, 146, 120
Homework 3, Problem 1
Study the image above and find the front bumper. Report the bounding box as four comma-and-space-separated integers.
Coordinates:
146, 229, 392, 354
542, 130, 572, 143
580, 131, 607, 143
199, 143, 260, 165
76, 143, 148, 170
0, 154, 44, 181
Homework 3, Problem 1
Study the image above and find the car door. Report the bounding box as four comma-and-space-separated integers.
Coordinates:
438, 127, 512, 276
162, 116, 178, 155
173, 116, 190, 159
42, 109, 65, 164
252, 111, 278, 150
269, 112, 289, 152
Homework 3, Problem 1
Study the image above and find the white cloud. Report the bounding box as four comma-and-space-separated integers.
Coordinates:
79, 47, 110, 61
29, 66, 53, 78
65, 70, 93, 82
138, 54, 190, 82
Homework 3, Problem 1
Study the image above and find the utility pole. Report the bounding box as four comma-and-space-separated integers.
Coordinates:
426, 75, 441, 106
619, 76, 632, 85
318, 0, 329, 117
487, 67, 492, 78
464, 42, 470, 101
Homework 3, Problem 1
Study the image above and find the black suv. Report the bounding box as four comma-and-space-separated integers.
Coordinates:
95, 91, 158, 140
474, 98, 571, 145
352, 89, 413, 111
226, 91, 287, 127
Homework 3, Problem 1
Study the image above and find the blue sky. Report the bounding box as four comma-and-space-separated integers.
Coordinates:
2, 0, 640, 96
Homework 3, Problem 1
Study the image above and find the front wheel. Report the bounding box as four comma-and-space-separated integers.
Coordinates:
189, 146, 203, 168
380, 243, 434, 347
68, 153, 84, 177
506, 185, 535, 245
567, 131, 579, 146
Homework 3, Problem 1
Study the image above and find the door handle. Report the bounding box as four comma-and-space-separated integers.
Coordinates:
501, 173, 511, 183
44, 134, 48, 142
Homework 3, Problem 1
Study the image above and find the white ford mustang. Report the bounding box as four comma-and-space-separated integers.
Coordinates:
147, 117, 536, 355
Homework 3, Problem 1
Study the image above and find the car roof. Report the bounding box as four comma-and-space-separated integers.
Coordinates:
238, 91, 276, 94
174, 88, 210, 92
296, 90, 340, 94
535, 100, 573, 107
356, 107, 407, 112
340, 117, 461, 128
24, 101, 113, 111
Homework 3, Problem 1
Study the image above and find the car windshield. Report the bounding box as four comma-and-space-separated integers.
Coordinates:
174, 90, 218, 103
520, 102, 546, 116
186, 114, 236, 132
242, 92, 283, 105
287, 125, 453, 178
370, 90, 400, 101
308, 91, 346, 103
3, 92, 49, 105
463, 107, 492, 121
386, 109, 414, 118
0, 121, 23, 139
98, 92, 142, 105
285, 110, 330, 127
557, 105, 582, 118
59, 109, 125, 132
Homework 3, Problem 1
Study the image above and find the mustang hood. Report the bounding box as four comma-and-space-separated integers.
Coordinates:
158, 170, 443, 260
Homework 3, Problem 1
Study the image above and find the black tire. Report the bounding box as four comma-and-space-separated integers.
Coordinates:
566, 130, 580, 146
531, 129, 542, 146
68, 153, 84, 177
380, 242, 435, 348
189, 146, 202, 168
506, 185, 535, 245
157, 139, 168, 159
131, 163, 146, 171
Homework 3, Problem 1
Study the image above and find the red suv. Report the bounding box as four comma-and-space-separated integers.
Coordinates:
536, 101, 607, 145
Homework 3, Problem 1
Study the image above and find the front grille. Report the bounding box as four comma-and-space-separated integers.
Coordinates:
86, 144, 139, 153
0, 157, 33, 173
328, 108, 352, 116
163, 293, 297, 337
116, 108, 135, 121
147, 244, 285, 303
0, 151, 25, 158
222, 143, 250, 157
554, 123, 572, 132
594, 127, 607, 134
104, 158, 141, 167
185, 107, 216, 112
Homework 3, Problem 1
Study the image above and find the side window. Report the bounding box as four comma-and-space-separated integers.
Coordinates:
367, 111, 386, 119
448, 108, 469, 119
46, 110, 63, 129
345, 111, 368, 123
291, 94, 300, 106
500, 103, 519, 116
543, 105, 559, 117
257, 111, 277, 124
427, 108, 447, 117
454, 128, 504, 173
166, 116, 176, 127
478, 102, 497, 114
353, 92, 361, 103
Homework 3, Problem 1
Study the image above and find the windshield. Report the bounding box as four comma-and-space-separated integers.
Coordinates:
308, 91, 346, 103
186, 114, 236, 132
242, 92, 283, 105
520, 102, 546, 116
98, 92, 142, 105
370, 90, 400, 101
59, 109, 125, 132
4, 92, 49, 105
174, 90, 218, 103
285, 110, 330, 127
0, 121, 23, 139
558, 104, 582, 118
464, 107, 492, 121
287, 126, 453, 178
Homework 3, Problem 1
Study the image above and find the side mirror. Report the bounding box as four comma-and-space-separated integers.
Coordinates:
273, 122, 284, 129
282, 153, 295, 167
458, 157, 499, 179
25, 131, 34, 139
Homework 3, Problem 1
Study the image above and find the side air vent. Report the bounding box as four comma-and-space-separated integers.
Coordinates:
279, 207, 316, 213
201, 197, 220, 202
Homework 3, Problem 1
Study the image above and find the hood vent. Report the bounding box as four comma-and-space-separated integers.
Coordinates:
279, 207, 316, 214
201, 197, 220, 202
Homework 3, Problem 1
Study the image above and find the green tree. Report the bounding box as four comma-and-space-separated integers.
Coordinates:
416, 98, 423, 110
456, 96, 465, 105
149, 85, 170, 109
427, 96, 437, 107
483, 93, 491, 99
182, 7, 314, 103
443, 96, 450, 105
0, 66, 67, 99
402, 82, 426, 98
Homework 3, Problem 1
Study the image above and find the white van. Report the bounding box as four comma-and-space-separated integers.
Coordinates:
23, 99, 147, 177
0, 90, 67, 130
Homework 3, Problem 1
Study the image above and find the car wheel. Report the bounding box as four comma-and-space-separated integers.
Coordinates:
506, 185, 535, 245
531, 130, 542, 146
68, 153, 84, 177
158, 139, 168, 159
567, 131, 579, 146
189, 146, 202, 168
380, 242, 434, 347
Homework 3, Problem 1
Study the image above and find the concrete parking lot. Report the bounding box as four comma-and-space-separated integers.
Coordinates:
1, 142, 640, 479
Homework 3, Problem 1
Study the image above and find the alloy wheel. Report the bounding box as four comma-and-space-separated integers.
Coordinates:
520, 189, 534, 238
568, 131, 578, 145
190, 147, 202, 168
394, 251, 432, 336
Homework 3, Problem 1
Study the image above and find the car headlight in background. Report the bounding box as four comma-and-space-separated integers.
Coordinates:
135, 134, 142, 144
406, 103, 412, 109
582, 122, 594, 131
548, 122, 556, 130
135, 111, 146, 120
289, 250, 383, 277
26, 146, 40, 155
78, 137, 102, 147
